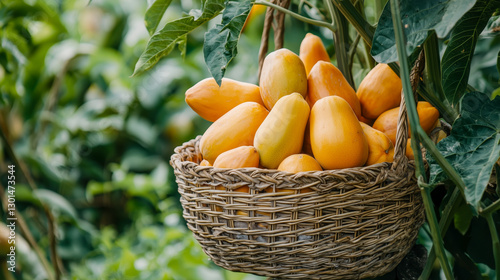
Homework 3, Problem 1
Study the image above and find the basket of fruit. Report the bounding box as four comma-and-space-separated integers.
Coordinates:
170, 35, 435, 279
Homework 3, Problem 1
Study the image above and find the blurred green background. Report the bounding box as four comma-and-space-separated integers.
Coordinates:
0, 0, 499, 279
0, 0, 271, 278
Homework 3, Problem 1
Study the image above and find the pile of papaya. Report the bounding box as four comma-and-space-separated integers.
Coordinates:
185, 33, 442, 175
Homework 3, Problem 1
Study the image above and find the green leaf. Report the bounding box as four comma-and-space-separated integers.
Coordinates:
429, 92, 500, 212
371, 0, 475, 63
454, 201, 473, 235
132, 0, 225, 76
144, 0, 173, 35
441, 0, 499, 107
203, 0, 253, 86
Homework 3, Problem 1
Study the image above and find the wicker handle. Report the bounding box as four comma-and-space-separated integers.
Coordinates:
392, 51, 426, 172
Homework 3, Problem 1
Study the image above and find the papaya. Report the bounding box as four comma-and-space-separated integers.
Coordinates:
360, 122, 394, 165
254, 92, 310, 169
357, 63, 402, 120
299, 33, 330, 76
278, 154, 322, 173
199, 159, 211, 166
259, 49, 308, 110
372, 101, 440, 144
406, 139, 415, 160
200, 102, 268, 164
185, 78, 263, 122
301, 120, 313, 156
213, 146, 260, 169
310, 96, 368, 169
307, 61, 362, 119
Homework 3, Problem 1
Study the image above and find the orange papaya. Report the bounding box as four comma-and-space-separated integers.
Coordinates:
185, 78, 263, 122
310, 96, 368, 169
357, 63, 402, 120
307, 61, 362, 119
299, 33, 330, 76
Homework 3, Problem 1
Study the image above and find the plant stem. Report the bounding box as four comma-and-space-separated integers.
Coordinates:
485, 213, 500, 280
331, 0, 375, 47
420, 187, 463, 279
389, 0, 454, 278
254, 0, 336, 31
388, 0, 425, 180
418, 130, 466, 199
419, 179, 454, 280
422, 32, 459, 123
329, 1, 354, 87
481, 198, 500, 218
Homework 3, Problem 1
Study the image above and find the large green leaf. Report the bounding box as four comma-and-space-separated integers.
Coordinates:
203, 0, 253, 86
429, 92, 500, 212
441, 0, 499, 107
144, 0, 173, 35
371, 0, 475, 63
132, 0, 225, 76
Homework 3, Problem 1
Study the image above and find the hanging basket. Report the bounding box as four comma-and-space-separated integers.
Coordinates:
170, 56, 427, 280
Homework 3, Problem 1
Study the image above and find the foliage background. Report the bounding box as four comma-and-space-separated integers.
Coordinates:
0, 0, 499, 279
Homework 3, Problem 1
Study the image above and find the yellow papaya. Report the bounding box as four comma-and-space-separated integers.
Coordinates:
278, 154, 322, 173
310, 96, 368, 169
299, 33, 330, 76
259, 49, 308, 110
213, 146, 260, 169
360, 122, 395, 165
185, 78, 263, 122
373, 101, 440, 144
307, 61, 362, 119
357, 63, 402, 120
254, 92, 310, 169
200, 102, 268, 164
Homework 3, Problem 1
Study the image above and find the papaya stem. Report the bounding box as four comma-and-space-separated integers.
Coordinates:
329, 1, 354, 87
485, 213, 500, 280
389, 0, 454, 278
254, 1, 336, 32
419, 187, 463, 279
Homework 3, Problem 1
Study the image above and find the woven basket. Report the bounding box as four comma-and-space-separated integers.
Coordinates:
170, 61, 426, 279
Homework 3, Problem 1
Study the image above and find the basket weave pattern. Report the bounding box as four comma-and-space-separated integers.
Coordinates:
171, 137, 424, 279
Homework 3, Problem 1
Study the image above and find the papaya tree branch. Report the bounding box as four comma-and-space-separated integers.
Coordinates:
254, 0, 336, 31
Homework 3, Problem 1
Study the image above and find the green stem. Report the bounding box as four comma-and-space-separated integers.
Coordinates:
331, 0, 375, 47
420, 187, 463, 279
389, 0, 453, 277
419, 129, 466, 198
254, 1, 336, 32
485, 213, 500, 280
388, 0, 425, 180
423, 32, 459, 123
419, 179, 454, 280
481, 198, 500, 217
329, 2, 354, 87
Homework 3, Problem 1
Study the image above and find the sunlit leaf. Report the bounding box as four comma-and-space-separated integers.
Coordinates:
372, 0, 475, 63
441, 0, 499, 107
145, 0, 173, 35
428, 92, 500, 212
203, 0, 253, 86
132, 0, 225, 76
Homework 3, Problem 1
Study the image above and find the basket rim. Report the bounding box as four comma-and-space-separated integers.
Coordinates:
170, 136, 416, 192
